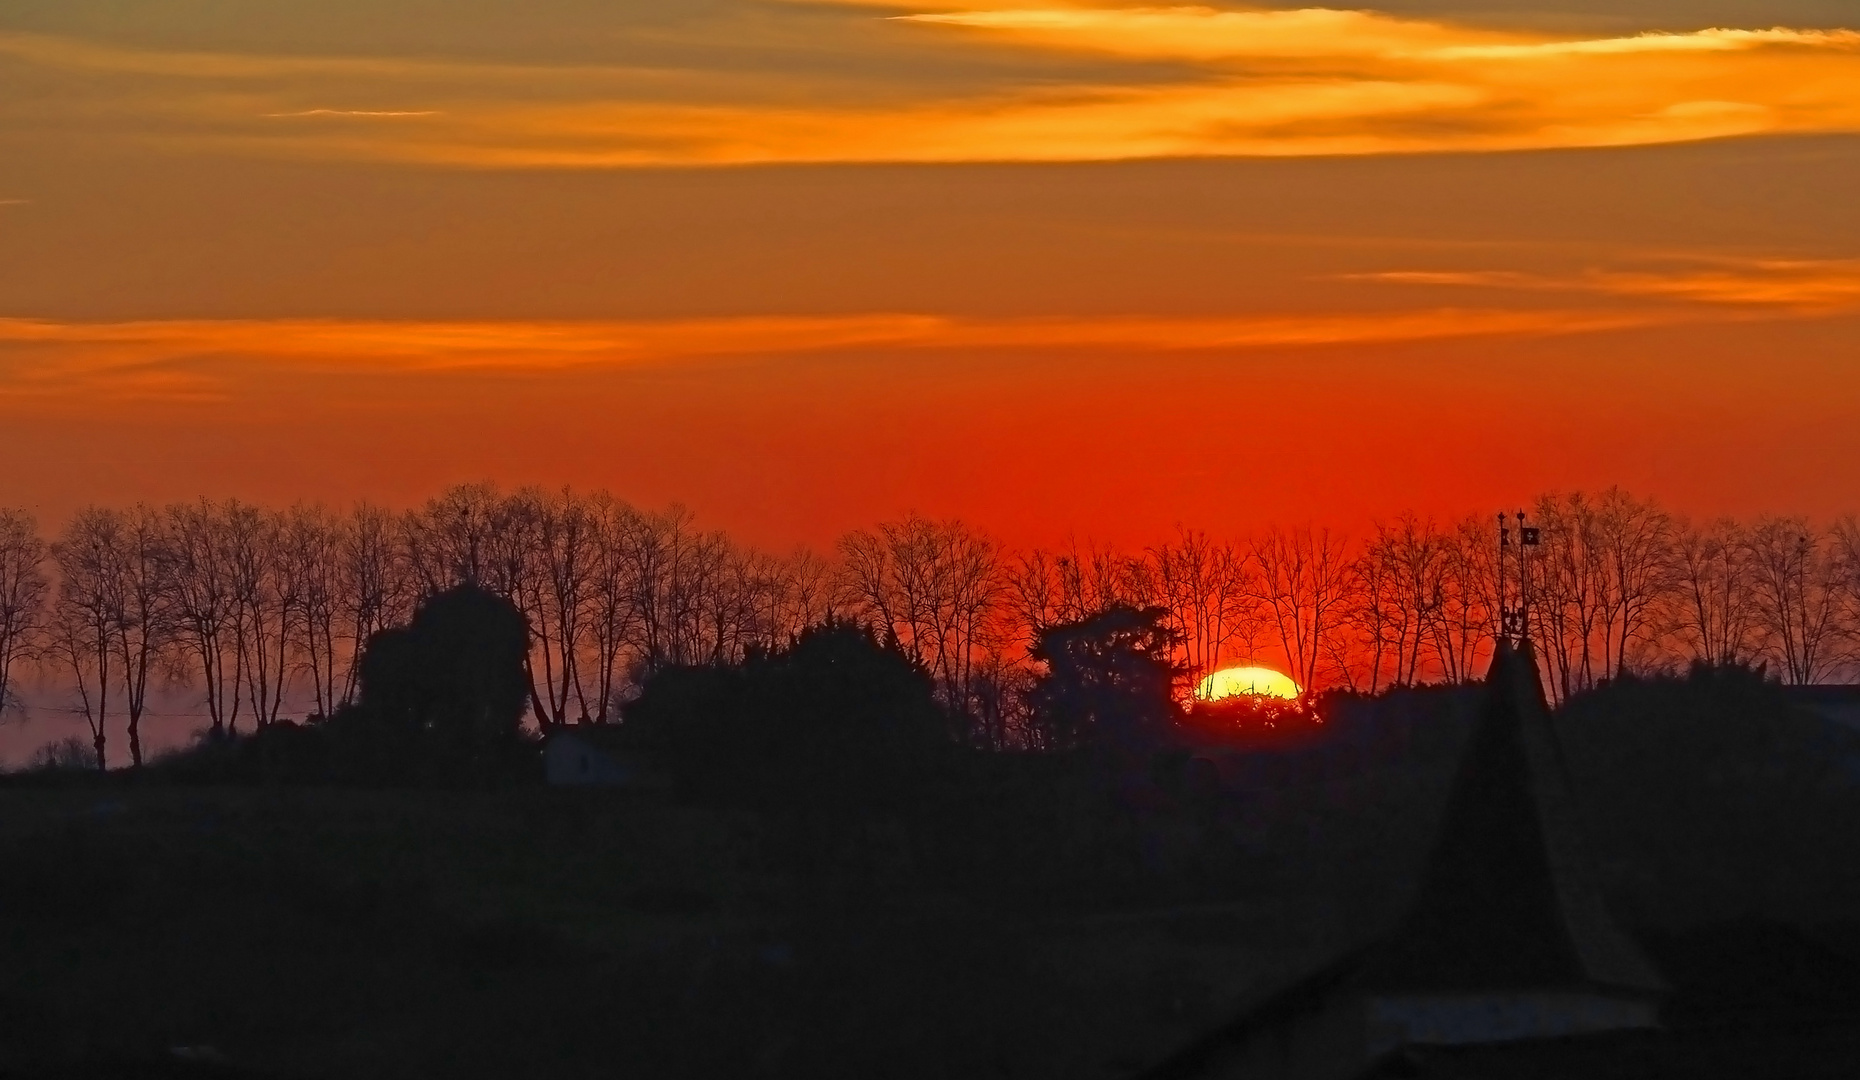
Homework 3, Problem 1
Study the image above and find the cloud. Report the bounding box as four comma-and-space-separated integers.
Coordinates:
891, 9, 1860, 63
1345, 258, 1860, 311
0, 293, 1835, 403
263, 109, 440, 118
2, 9, 1860, 165
1428, 27, 1860, 60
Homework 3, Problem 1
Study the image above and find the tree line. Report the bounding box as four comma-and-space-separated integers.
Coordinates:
1, 483, 1857, 769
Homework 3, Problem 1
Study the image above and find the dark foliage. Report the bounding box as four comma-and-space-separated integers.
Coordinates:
1557, 662, 1860, 926
146, 585, 538, 787
1027, 604, 1185, 751
1181, 691, 1323, 747
359, 584, 532, 758
626, 620, 948, 813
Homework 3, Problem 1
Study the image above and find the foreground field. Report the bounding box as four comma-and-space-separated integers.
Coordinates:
0, 785, 1354, 1079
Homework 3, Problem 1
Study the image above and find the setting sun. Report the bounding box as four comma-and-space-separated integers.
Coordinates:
1197, 666, 1302, 702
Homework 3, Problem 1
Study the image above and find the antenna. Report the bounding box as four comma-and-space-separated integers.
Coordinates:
1497, 509, 1540, 646
1497, 512, 1509, 642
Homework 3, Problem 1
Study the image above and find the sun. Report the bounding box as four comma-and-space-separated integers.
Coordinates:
1197, 665, 1301, 701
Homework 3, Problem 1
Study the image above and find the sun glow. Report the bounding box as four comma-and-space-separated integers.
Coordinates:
1198, 666, 1301, 701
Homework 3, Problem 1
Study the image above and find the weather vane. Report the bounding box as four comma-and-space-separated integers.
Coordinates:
1497, 509, 1539, 644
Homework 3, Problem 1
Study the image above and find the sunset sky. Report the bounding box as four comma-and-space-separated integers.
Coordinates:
3, 0, 1859, 548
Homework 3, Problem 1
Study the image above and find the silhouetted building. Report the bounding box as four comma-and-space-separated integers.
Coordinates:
541, 726, 662, 788
1792, 684, 1860, 733
1142, 640, 1666, 1080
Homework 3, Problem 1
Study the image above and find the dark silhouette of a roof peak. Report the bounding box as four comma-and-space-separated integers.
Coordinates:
1134, 638, 1668, 1080
1355, 638, 1666, 996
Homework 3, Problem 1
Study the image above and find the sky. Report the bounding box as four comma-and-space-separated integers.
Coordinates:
3, 0, 1860, 550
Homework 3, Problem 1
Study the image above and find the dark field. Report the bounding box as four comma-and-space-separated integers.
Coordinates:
0, 784, 1379, 1079
9, 674, 1860, 1078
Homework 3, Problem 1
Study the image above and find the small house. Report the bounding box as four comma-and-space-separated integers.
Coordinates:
541, 725, 661, 788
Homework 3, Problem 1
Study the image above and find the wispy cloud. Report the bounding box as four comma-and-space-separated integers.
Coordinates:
1346, 258, 1860, 312
1429, 27, 1860, 61
263, 109, 440, 118
0, 199, 29, 206
2, 9, 1859, 166
0, 294, 1831, 403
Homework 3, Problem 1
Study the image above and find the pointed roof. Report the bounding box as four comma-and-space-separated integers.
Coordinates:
1354, 638, 1665, 995
1136, 640, 1667, 1079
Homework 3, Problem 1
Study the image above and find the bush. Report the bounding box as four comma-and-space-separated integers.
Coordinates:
627, 621, 947, 813
25, 735, 97, 774
1557, 663, 1860, 926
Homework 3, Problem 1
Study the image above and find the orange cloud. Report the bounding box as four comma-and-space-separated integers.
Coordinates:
1346, 258, 1860, 311
3, 8, 1860, 165
3, 278, 1850, 403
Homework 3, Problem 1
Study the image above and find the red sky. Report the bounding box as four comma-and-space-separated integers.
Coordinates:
3, 1, 1860, 550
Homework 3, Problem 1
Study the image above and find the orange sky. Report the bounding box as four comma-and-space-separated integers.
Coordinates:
3, 0, 1859, 549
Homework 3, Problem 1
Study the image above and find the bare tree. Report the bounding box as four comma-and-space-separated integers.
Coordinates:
1252, 525, 1353, 692
113, 505, 172, 766
1746, 517, 1848, 685
530, 487, 595, 727
1007, 538, 1150, 636
0, 509, 49, 721
1359, 514, 1448, 688
1529, 493, 1609, 701
582, 493, 641, 720
1148, 528, 1253, 693
166, 500, 239, 737
1668, 517, 1760, 667
1434, 514, 1498, 684
284, 504, 346, 717
404, 482, 504, 593
837, 514, 1004, 735
223, 501, 294, 729
1592, 488, 1675, 676
619, 503, 692, 674
52, 509, 122, 769
1836, 516, 1860, 674
337, 502, 412, 704
1339, 539, 1394, 694
777, 547, 839, 637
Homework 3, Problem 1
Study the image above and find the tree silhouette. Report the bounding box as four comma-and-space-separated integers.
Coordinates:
355, 582, 532, 778
0, 509, 49, 722
629, 619, 945, 811
1027, 604, 1184, 751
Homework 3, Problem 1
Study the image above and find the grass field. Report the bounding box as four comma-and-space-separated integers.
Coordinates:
12, 673, 1853, 1078
0, 784, 1369, 1079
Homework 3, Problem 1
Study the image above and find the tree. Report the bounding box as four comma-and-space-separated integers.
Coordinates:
1745, 518, 1848, 685
223, 500, 294, 730
166, 499, 239, 737
403, 482, 504, 593
1669, 516, 1760, 667
1530, 492, 1608, 700
1593, 487, 1675, 676
629, 620, 945, 811
52, 509, 122, 770
1252, 525, 1352, 692
1027, 604, 1184, 751
1429, 513, 1498, 684
1148, 528, 1256, 696
113, 504, 172, 767
284, 503, 346, 718
582, 492, 642, 722
838, 514, 1005, 740
0, 509, 49, 721
337, 501, 412, 705
529, 486, 595, 728
357, 582, 533, 776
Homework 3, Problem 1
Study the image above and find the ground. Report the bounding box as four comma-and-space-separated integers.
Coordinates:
0, 785, 1361, 1080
